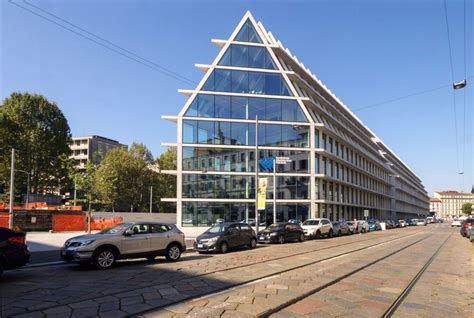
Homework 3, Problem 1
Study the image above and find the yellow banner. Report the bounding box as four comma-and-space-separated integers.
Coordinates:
257, 177, 267, 210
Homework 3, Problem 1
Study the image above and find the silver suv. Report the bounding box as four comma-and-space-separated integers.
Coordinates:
301, 218, 333, 239
60, 222, 186, 269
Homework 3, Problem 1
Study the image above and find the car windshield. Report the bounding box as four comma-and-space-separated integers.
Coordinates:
205, 224, 227, 234
302, 220, 319, 226
99, 223, 133, 234
347, 222, 353, 225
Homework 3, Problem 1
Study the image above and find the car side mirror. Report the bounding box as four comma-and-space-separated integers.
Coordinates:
124, 229, 133, 236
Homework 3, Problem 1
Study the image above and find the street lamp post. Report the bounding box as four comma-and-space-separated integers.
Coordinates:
8, 149, 15, 229
255, 116, 259, 235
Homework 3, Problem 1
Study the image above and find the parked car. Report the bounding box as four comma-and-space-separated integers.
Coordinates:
301, 218, 333, 239
258, 222, 305, 244
0, 227, 30, 276
416, 219, 427, 226
426, 217, 434, 224
451, 219, 462, 227
460, 218, 474, 237
61, 222, 186, 269
398, 220, 407, 227
357, 220, 369, 233
195, 222, 256, 253
406, 219, 415, 226
470, 227, 474, 243
332, 221, 351, 236
346, 221, 358, 234
384, 220, 395, 229
368, 220, 381, 231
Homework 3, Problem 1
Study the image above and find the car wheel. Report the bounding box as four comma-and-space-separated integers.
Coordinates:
338, 230, 342, 237
146, 256, 156, 262
220, 242, 229, 254
315, 230, 321, 239
166, 244, 182, 261
328, 229, 333, 238
249, 238, 257, 249
298, 233, 304, 242
94, 248, 116, 270
278, 235, 285, 244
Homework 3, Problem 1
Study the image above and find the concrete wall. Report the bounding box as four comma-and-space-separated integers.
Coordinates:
93, 212, 176, 224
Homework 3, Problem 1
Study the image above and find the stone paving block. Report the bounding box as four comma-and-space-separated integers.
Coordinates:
99, 301, 120, 312
68, 300, 98, 310
120, 295, 144, 306
121, 303, 153, 315
99, 310, 128, 318
94, 296, 118, 304
43, 306, 72, 315
11, 312, 46, 318
164, 303, 193, 314
158, 288, 179, 296
71, 307, 100, 318
285, 299, 328, 315
221, 309, 255, 318
27, 301, 59, 311
187, 307, 225, 316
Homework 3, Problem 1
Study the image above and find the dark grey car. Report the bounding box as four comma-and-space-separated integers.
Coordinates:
194, 222, 257, 253
332, 221, 351, 236
61, 222, 186, 269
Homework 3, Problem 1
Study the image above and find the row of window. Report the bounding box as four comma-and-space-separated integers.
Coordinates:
315, 179, 390, 209
182, 202, 309, 227
219, 44, 276, 69
182, 174, 309, 200
202, 69, 292, 96
316, 130, 389, 181
182, 147, 309, 173
315, 154, 390, 195
183, 120, 309, 148
185, 94, 307, 122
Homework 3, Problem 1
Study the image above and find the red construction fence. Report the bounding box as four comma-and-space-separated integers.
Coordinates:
0, 210, 122, 232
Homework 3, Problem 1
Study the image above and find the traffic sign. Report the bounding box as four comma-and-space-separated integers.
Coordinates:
276, 157, 292, 164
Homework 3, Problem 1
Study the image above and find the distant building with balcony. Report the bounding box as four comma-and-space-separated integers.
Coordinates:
69, 135, 125, 171
431, 191, 474, 218
161, 12, 429, 232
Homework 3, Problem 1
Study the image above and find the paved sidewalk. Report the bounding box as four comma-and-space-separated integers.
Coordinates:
1, 229, 405, 317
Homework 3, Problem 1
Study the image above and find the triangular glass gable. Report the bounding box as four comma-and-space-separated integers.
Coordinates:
235, 19, 262, 43
218, 44, 276, 70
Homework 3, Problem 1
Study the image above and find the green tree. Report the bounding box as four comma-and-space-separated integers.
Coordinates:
95, 143, 156, 212
462, 202, 473, 216
0, 92, 72, 200
154, 148, 176, 212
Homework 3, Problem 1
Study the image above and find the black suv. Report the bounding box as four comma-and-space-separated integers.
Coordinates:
194, 222, 257, 253
0, 227, 30, 276
258, 222, 305, 244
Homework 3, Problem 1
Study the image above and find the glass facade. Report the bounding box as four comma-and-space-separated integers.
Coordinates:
202, 70, 292, 96
182, 147, 310, 173
183, 120, 309, 147
185, 95, 307, 122
182, 202, 309, 227
219, 44, 276, 69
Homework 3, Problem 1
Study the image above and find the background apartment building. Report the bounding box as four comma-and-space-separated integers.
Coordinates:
431, 190, 474, 218
161, 12, 429, 232
69, 135, 125, 171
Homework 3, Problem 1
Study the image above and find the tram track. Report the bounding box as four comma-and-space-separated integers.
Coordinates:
133, 230, 429, 317
258, 230, 453, 318
3, 229, 427, 317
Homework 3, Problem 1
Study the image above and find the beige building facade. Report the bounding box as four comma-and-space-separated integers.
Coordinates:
69, 135, 125, 171
431, 191, 474, 218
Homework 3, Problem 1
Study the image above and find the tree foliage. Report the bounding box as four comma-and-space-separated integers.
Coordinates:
95, 143, 157, 212
0, 92, 72, 199
154, 148, 177, 212
462, 202, 473, 216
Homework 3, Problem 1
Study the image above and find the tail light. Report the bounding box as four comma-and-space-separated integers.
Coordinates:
464, 223, 471, 227
8, 236, 25, 245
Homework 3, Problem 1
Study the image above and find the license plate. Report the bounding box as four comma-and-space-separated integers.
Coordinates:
259, 236, 265, 240
197, 244, 203, 248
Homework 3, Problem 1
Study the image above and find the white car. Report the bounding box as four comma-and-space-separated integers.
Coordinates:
416, 219, 427, 226
451, 219, 462, 227
301, 218, 333, 239
398, 220, 407, 227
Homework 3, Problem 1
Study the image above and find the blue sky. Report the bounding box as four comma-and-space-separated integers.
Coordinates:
1, 0, 472, 196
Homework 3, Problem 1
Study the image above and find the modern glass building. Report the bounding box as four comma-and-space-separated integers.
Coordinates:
162, 12, 429, 231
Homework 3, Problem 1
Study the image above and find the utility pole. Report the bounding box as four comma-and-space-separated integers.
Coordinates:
273, 158, 276, 225
255, 116, 259, 235
149, 186, 153, 213
9, 149, 15, 229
